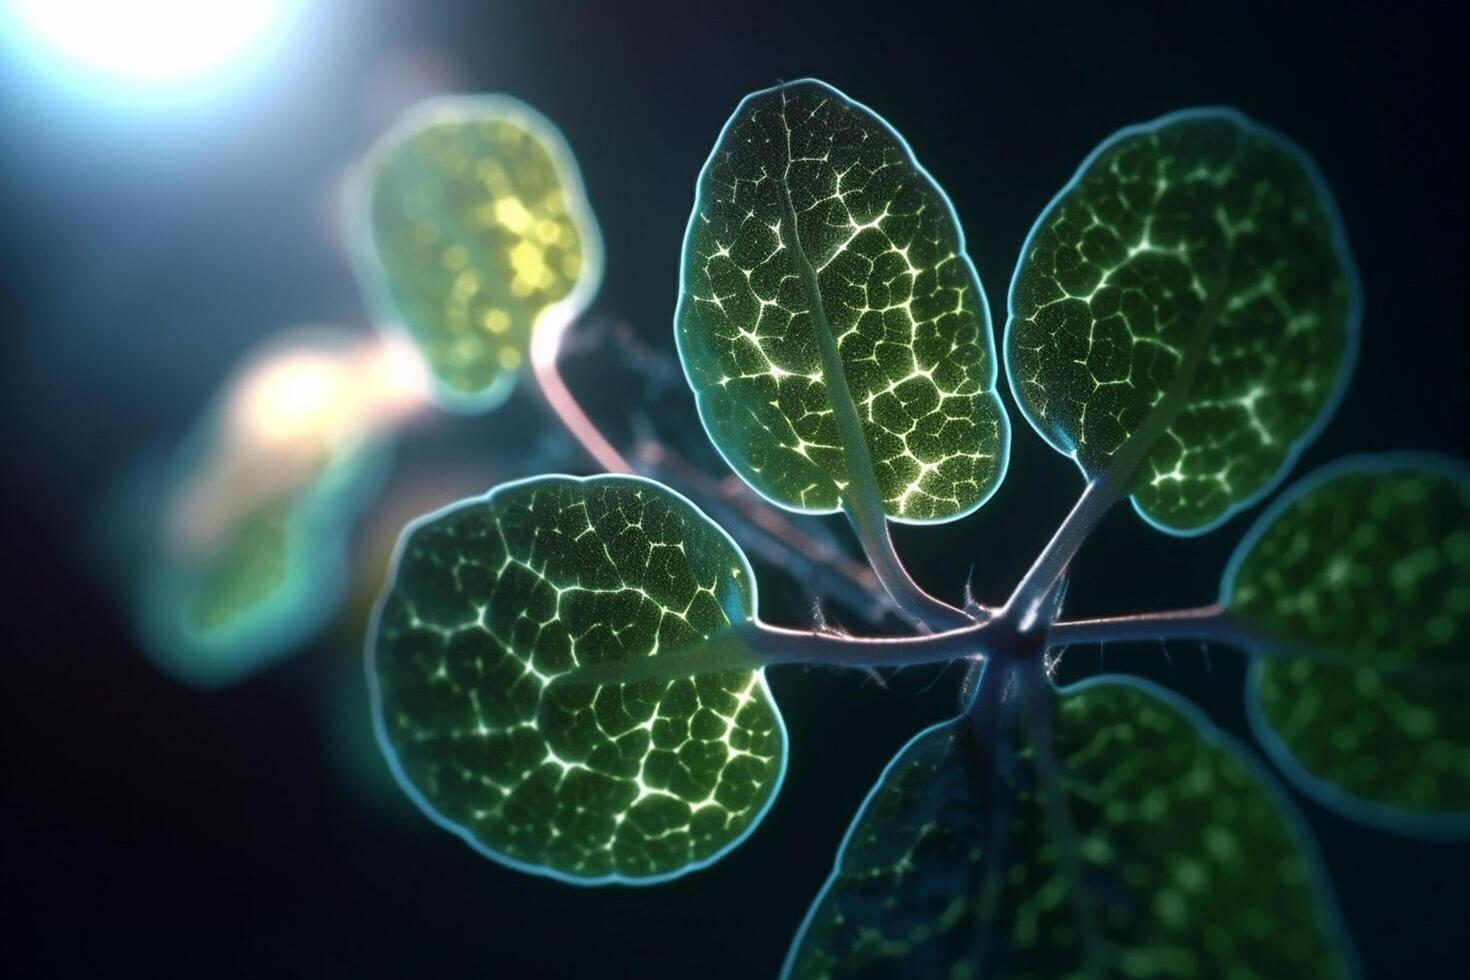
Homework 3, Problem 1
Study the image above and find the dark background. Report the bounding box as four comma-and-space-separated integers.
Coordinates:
2, 1, 1466, 977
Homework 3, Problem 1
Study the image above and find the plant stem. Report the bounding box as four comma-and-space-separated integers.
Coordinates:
775, 177, 971, 631
741, 618, 991, 669
635, 441, 894, 622
848, 510, 974, 630
529, 314, 635, 475
1004, 262, 1233, 620
967, 656, 1013, 976
1018, 663, 1104, 974
549, 617, 996, 690
1003, 474, 1123, 619
964, 655, 1011, 740
531, 315, 896, 621
1049, 603, 1266, 650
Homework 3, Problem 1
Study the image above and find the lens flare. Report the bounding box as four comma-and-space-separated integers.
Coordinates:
2, 0, 301, 100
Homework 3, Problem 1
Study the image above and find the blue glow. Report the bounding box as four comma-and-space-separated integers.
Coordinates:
1, 0, 303, 106
138, 424, 393, 689
132, 327, 417, 688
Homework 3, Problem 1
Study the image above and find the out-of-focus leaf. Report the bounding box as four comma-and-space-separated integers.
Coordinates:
784, 676, 1350, 978
1228, 454, 1470, 833
357, 96, 602, 411
140, 329, 397, 687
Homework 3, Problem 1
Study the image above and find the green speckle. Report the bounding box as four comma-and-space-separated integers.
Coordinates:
1007, 110, 1355, 532
360, 97, 601, 410
1232, 456, 1470, 827
372, 475, 785, 882
783, 680, 1345, 978
678, 80, 1008, 523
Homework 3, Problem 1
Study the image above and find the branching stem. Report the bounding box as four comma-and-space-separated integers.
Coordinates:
551, 618, 996, 690
1004, 474, 1125, 618
1005, 265, 1231, 619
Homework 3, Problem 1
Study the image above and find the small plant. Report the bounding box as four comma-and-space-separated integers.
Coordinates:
360, 79, 1466, 977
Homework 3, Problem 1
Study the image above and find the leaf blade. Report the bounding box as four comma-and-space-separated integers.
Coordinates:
783, 676, 1351, 978
1006, 108, 1359, 534
1226, 453, 1470, 833
677, 79, 1009, 524
138, 330, 393, 687
354, 96, 603, 412
369, 474, 787, 883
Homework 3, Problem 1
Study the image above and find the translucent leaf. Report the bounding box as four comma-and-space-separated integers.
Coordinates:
784, 676, 1350, 978
138, 328, 404, 687
142, 499, 362, 687
354, 96, 603, 412
676, 79, 1009, 524
1227, 454, 1470, 833
369, 475, 787, 883
1006, 109, 1359, 534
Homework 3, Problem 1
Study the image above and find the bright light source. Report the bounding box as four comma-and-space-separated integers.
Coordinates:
3, 0, 300, 101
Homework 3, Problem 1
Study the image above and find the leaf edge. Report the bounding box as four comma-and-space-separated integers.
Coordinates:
673, 76, 1012, 527
1225, 450, 1470, 837
1001, 105, 1363, 538
365, 471, 791, 886
346, 94, 607, 415
779, 672, 1360, 978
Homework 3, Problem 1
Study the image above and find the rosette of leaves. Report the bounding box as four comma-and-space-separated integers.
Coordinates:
368, 80, 1467, 979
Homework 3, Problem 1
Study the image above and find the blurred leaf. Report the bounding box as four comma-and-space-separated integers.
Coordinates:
357, 97, 602, 411
139, 330, 393, 688
1007, 109, 1357, 534
370, 475, 786, 883
784, 676, 1349, 978
677, 79, 1008, 523
1228, 454, 1470, 833
184, 506, 291, 631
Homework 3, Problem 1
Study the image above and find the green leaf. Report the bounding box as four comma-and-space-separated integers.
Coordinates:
138, 331, 393, 688
1227, 454, 1470, 833
143, 505, 317, 686
676, 79, 1009, 524
1006, 109, 1359, 534
355, 96, 603, 412
784, 675, 1350, 978
369, 474, 787, 883
179, 506, 296, 632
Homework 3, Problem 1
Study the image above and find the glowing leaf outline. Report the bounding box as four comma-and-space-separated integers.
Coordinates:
348, 94, 606, 414
1003, 106, 1362, 537
1223, 451, 1470, 838
366, 472, 790, 886
781, 673, 1358, 979
675, 77, 1011, 526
